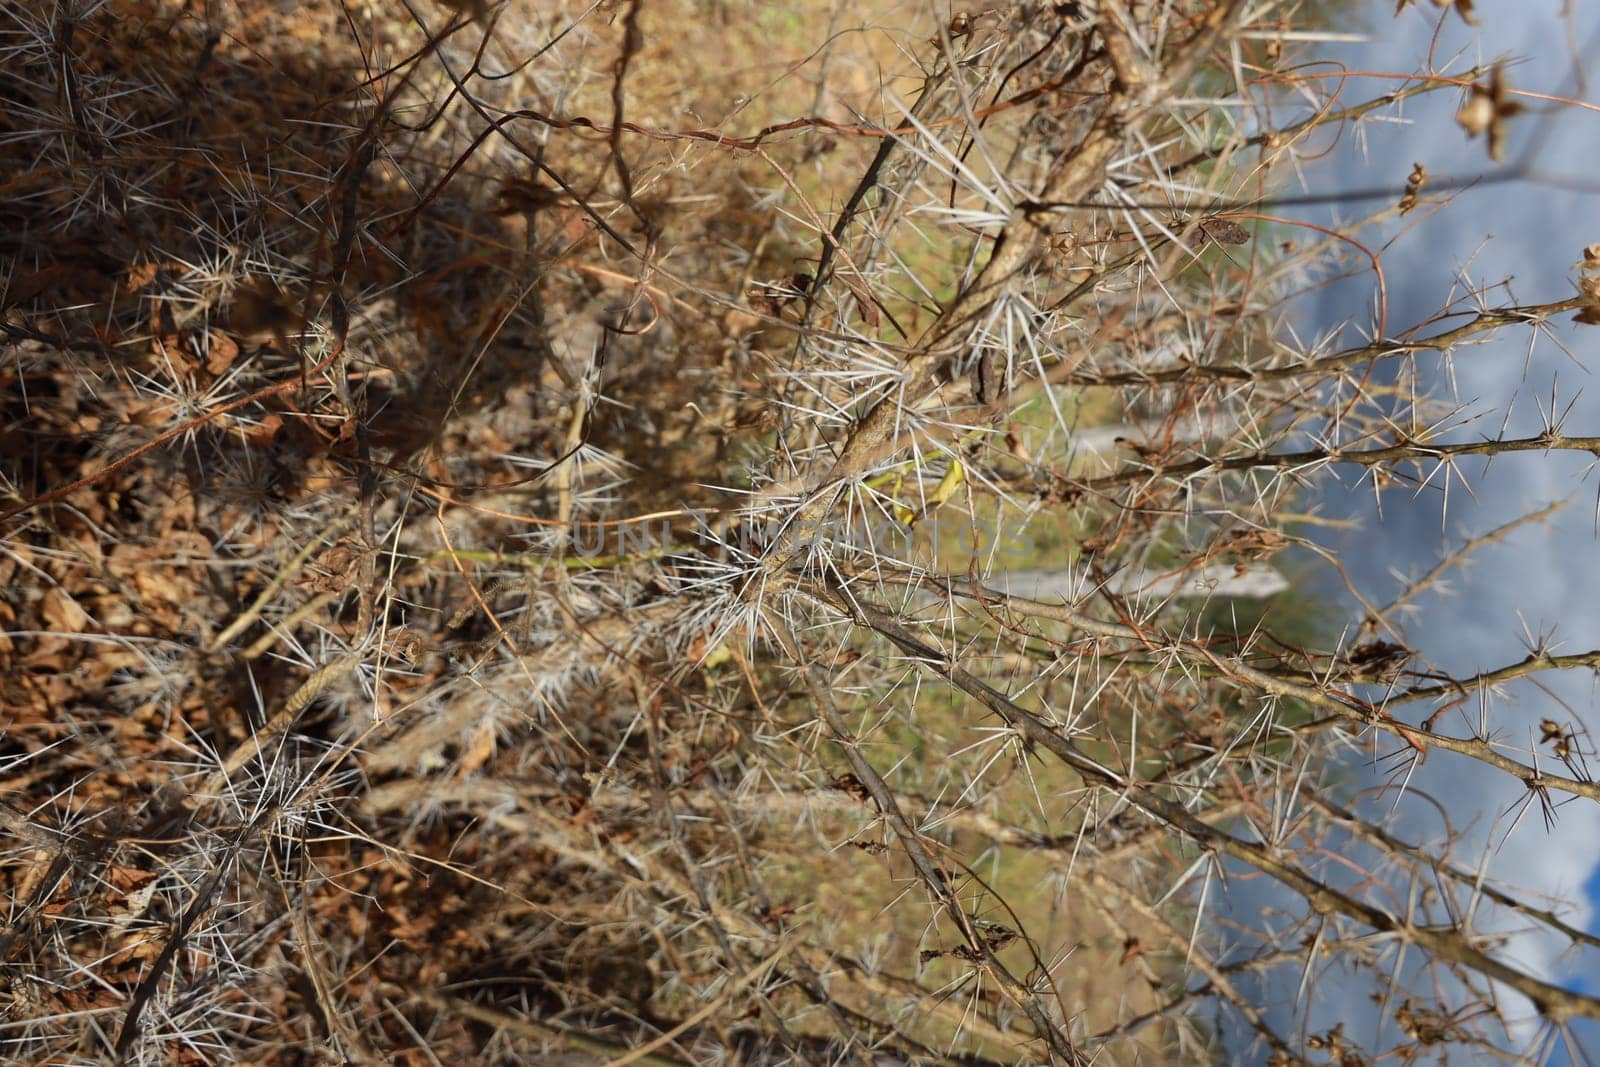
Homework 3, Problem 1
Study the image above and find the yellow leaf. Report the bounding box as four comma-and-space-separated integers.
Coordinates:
895, 461, 964, 527
928, 460, 966, 509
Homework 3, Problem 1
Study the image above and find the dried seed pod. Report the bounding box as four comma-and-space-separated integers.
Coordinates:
1399, 162, 1428, 214
1455, 62, 1522, 161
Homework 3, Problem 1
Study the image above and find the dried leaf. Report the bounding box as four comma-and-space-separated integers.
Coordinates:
122, 261, 162, 294
304, 543, 362, 593
841, 273, 881, 329
978, 921, 1017, 950
830, 773, 870, 803
42, 588, 88, 631
2, 265, 78, 309
455, 720, 498, 778
1199, 216, 1250, 246
722, 307, 762, 335
226, 278, 299, 343
239, 411, 283, 447
106, 864, 159, 894
433, 0, 492, 22
1006, 423, 1033, 463
204, 329, 239, 377
928, 459, 965, 509
496, 178, 565, 215
1392, 720, 1430, 755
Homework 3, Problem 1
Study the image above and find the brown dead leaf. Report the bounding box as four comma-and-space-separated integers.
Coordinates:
303, 543, 362, 593
1006, 424, 1034, 463
41, 588, 88, 632
432, 0, 492, 25
495, 178, 565, 214
225, 278, 300, 343
830, 773, 871, 803
108, 927, 165, 967
239, 412, 284, 447
1391, 719, 1430, 755
840, 273, 881, 329
4, 259, 114, 309
455, 720, 499, 778
122, 261, 162, 294
722, 307, 762, 336
106, 864, 159, 894
1198, 216, 1250, 246
132, 567, 187, 619
2, 266, 69, 309
204, 329, 240, 376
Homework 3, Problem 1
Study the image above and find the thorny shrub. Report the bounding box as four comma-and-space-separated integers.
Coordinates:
3, 0, 1600, 1063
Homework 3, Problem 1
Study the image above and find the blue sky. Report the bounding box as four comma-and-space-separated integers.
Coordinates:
1217, 1, 1600, 1058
